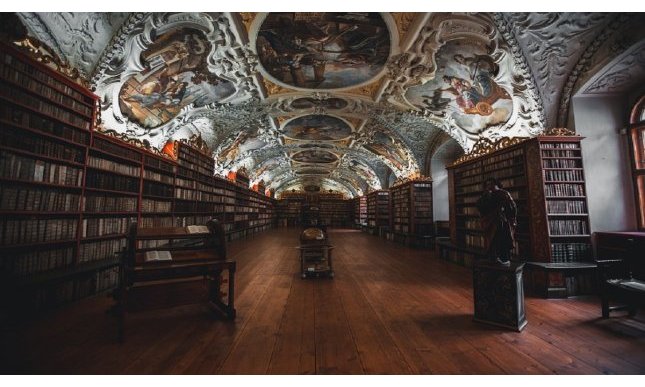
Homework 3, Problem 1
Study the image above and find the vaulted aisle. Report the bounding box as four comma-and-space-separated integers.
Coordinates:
2, 228, 644, 374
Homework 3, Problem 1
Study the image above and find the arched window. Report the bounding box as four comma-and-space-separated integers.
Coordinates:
629, 95, 645, 229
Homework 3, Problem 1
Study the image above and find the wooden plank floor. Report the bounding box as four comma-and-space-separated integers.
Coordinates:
2, 228, 645, 374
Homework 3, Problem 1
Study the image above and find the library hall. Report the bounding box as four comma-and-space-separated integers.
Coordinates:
2, 9, 645, 377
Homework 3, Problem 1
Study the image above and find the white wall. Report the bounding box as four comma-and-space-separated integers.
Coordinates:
431, 140, 463, 221
572, 95, 637, 232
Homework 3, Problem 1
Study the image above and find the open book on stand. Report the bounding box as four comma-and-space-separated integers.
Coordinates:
144, 250, 173, 262
187, 225, 209, 234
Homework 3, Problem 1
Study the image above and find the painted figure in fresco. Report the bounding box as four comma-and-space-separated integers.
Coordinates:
476, 177, 517, 265
257, 13, 390, 89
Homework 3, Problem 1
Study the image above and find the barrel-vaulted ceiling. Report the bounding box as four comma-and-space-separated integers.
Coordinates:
15, 12, 645, 197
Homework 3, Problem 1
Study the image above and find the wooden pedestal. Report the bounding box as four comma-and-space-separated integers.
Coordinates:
473, 261, 527, 332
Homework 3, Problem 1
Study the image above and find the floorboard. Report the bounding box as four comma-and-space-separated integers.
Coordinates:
1, 228, 644, 375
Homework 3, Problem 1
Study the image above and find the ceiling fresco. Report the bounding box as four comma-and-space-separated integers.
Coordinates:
118, 27, 236, 128
14, 11, 644, 198
281, 114, 352, 141
256, 12, 391, 90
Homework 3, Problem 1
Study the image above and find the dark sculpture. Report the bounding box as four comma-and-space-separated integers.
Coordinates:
476, 177, 517, 265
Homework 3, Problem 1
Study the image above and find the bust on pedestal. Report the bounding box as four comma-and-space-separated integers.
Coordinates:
473, 260, 527, 331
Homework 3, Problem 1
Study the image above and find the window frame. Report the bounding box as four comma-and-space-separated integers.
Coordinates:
628, 95, 645, 230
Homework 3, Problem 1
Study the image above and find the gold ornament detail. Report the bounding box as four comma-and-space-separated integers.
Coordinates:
391, 12, 417, 40
541, 127, 577, 136
13, 37, 89, 88
345, 81, 382, 100
262, 78, 293, 96
451, 136, 528, 166
239, 12, 257, 33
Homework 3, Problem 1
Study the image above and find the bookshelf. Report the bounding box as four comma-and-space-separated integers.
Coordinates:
442, 134, 594, 297
318, 197, 352, 227
366, 190, 390, 236
353, 196, 367, 228
0, 42, 276, 314
276, 192, 306, 227
389, 179, 433, 246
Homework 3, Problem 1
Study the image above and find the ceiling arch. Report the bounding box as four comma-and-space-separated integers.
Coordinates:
16, 12, 632, 197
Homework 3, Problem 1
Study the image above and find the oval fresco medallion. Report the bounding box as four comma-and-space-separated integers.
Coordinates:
405, 41, 513, 134
118, 28, 236, 129
256, 12, 391, 89
283, 115, 352, 141
291, 150, 339, 163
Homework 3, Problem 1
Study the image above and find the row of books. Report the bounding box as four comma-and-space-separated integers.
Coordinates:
1, 217, 78, 245
541, 149, 580, 158
540, 143, 579, 149
455, 166, 482, 178
546, 200, 587, 214
1, 152, 84, 186
85, 171, 139, 193
81, 216, 136, 238
78, 238, 127, 263
1, 129, 85, 163
93, 137, 142, 161
460, 207, 479, 216
88, 155, 141, 177
482, 157, 524, 173
462, 219, 479, 229
464, 234, 485, 249
0, 82, 91, 129
140, 216, 174, 228
548, 219, 589, 235
83, 194, 137, 213
143, 181, 174, 198
144, 169, 174, 184
141, 199, 172, 213
144, 155, 175, 174
544, 170, 584, 181
1, 246, 75, 276
550, 242, 591, 263
1, 50, 91, 104
0, 186, 80, 212
0, 63, 93, 116
481, 148, 523, 166
0, 103, 90, 145
544, 183, 585, 197
542, 159, 581, 168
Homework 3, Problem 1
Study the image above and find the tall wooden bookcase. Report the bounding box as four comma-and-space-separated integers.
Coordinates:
353, 196, 367, 227
366, 190, 390, 236
390, 179, 434, 246
444, 134, 595, 297
0, 42, 275, 314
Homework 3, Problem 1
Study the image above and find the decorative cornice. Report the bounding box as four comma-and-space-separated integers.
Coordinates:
451, 136, 528, 166
540, 127, 578, 136
390, 174, 433, 188
13, 37, 89, 88
557, 13, 630, 127
96, 126, 173, 159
